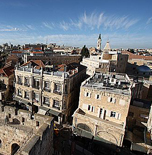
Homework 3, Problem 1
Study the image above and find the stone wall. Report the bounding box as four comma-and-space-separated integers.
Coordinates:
0, 104, 53, 155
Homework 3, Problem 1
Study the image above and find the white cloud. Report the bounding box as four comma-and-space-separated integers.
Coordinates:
26, 25, 35, 30
59, 21, 70, 31
56, 12, 139, 31
146, 17, 152, 24
42, 22, 54, 30
77, 12, 139, 30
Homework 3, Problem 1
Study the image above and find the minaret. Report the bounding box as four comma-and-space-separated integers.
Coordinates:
97, 34, 101, 51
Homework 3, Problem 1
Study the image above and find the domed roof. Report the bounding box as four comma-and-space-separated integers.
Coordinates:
137, 65, 151, 72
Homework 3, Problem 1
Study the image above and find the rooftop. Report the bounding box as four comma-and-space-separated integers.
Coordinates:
82, 73, 131, 96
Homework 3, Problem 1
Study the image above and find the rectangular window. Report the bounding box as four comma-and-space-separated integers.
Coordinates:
108, 97, 116, 103
85, 92, 91, 97
33, 92, 39, 102
25, 91, 29, 99
88, 105, 94, 112
110, 111, 116, 117
24, 78, 30, 87
18, 89, 22, 97
88, 105, 91, 111
96, 94, 100, 99
18, 76, 22, 85
44, 81, 50, 91
43, 97, 50, 107
99, 108, 103, 118
53, 100, 60, 110
54, 83, 61, 94
91, 106, 94, 112
33, 78, 40, 89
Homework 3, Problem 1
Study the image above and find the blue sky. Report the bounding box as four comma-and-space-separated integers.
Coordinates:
0, 0, 152, 49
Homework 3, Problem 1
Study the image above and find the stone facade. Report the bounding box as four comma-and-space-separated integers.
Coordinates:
14, 63, 86, 124
81, 52, 128, 76
0, 104, 53, 155
72, 73, 131, 147
23, 54, 81, 64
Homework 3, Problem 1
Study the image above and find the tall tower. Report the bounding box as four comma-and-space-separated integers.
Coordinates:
97, 34, 101, 51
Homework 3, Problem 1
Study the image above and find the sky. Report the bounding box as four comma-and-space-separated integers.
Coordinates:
0, 0, 152, 49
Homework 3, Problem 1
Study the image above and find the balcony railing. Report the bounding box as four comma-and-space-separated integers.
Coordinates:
24, 83, 30, 87
44, 87, 51, 92
33, 99, 39, 103
53, 90, 62, 95
18, 94, 22, 97
25, 96, 29, 100
17, 81, 22, 85
33, 85, 40, 89
43, 102, 50, 107
53, 105, 60, 110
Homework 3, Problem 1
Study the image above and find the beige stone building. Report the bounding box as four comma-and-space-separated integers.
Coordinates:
72, 73, 131, 147
125, 99, 152, 154
0, 62, 14, 86
81, 51, 128, 76
14, 60, 86, 124
0, 104, 53, 155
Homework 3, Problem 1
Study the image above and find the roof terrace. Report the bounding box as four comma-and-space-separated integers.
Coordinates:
83, 73, 131, 96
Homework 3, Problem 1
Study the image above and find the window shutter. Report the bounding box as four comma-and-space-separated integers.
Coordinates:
84, 92, 87, 97
118, 114, 121, 120
95, 94, 97, 99
97, 108, 100, 117
112, 98, 116, 103
108, 97, 111, 102
91, 106, 94, 112
88, 93, 91, 97
115, 113, 118, 119
106, 110, 111, 117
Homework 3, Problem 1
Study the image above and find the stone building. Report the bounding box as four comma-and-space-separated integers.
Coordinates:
125, 99, 152, 154
72, 73, 131, 147
0, 104, 53, 155
23, 53, 81, 64
14, 60, 86, 124
0, 61, 14, 86
81, 51, 128, 76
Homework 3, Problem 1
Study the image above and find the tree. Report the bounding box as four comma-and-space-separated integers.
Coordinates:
80, 45, 90, 58
127, 49, 134, 54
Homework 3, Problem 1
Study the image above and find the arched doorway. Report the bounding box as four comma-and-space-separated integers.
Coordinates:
77, 123, 92, 133
97, 131, 118, 145
11, 143, 20, 155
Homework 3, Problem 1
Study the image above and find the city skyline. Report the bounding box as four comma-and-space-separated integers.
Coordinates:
0, 0, 152, 49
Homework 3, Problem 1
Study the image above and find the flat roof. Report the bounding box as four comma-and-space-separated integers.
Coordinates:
83, 73, 131, 96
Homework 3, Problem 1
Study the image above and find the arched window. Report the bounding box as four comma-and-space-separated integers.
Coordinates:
11, 143, 20, 155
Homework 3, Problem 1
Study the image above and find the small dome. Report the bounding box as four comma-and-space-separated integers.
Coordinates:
137, 65, 151, 72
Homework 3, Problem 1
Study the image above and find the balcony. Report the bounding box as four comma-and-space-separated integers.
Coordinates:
33, 85, 40, 89
33, 99, 39, 103
43, 102, 50, 107
18, 93, 22, 97
17, 81, 22, 85
44, 87, 51, 92
25, 96, 29, 100
24, 83, 30, 87
53, 90, 62, 95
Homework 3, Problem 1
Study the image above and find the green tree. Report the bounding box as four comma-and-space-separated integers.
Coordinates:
81, 45, 90, 58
